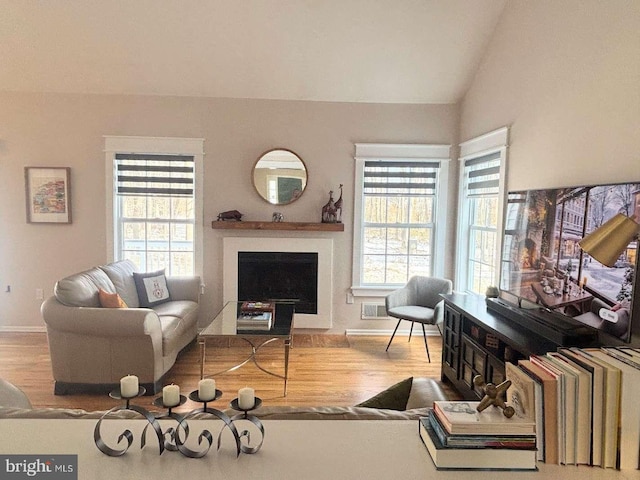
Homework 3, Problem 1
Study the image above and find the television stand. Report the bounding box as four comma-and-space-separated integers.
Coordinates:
440, 293, 598, 400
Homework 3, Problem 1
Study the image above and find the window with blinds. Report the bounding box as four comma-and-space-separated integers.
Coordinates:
114, 153, 196, 275
460, 151, 502, 293
361, 160, 441, 285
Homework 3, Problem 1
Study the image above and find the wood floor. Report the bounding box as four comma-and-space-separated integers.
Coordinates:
0, 332, 460, 413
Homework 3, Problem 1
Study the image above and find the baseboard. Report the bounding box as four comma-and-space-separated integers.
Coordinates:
346, 327, 440, 336
0, 326, 46, 333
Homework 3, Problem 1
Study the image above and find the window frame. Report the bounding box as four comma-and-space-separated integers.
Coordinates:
104, 136, 204, 277
351, 143, 450, 297
456, 127, 509, 294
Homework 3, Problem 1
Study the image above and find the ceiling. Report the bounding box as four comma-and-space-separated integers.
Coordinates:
0, 0, 507, 104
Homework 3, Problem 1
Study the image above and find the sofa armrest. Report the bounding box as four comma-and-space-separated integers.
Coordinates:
166, 276, 201, 303
41, 296, 162, 337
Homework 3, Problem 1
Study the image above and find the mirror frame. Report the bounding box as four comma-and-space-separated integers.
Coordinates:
251, 148, 308, 205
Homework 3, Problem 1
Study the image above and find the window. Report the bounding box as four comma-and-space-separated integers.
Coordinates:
105, 137, 204, 276
456, 128, 508, 294
352, 144, 450, 296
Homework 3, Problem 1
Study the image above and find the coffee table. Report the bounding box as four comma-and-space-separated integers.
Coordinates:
198, 301, 294, 395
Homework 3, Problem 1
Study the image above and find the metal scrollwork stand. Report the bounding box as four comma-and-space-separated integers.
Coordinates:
94, 388, 264, 457
229, 397, 265, 454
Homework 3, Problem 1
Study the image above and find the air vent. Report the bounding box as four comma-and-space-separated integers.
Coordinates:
361, 303, 388, 319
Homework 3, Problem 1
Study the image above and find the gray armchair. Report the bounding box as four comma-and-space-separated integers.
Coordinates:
385, 276, 453, 362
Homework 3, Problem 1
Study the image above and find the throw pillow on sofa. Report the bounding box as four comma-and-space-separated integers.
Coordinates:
355, 377, 414, 411
133, 270, 172, 307
98, 289, 128, 308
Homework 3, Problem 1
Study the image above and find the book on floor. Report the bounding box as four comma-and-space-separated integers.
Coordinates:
432, 401, 536, 436
557, 347, 604, 467
530, 354, 572, 465
583, 348, 640, 470
418, 415, 537, 471
545, 351, 592, 466
505, 362, 544, 461
518, 359, 560, 465
567, 348, 620, 469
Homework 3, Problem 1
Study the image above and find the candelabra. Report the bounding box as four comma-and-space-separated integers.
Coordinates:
94, 387, 264, 458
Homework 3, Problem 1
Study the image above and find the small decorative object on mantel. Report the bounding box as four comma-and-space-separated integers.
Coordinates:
217, 210, 243, 221
334, 184, 343, 223
321, 189, 338, 223
272, 212, 284, 222
473, 375, 515, 418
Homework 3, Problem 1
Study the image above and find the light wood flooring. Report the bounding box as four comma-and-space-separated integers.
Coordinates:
0, 332, 460, 413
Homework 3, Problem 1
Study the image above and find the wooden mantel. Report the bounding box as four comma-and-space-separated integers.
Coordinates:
212, 221, 344, 232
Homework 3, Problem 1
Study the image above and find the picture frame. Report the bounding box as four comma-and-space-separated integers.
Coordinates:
24, 167, 72, 224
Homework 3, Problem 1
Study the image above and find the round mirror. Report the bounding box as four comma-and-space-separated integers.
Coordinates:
252, 148, 308, 205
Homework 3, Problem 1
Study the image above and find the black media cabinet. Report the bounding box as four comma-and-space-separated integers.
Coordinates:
440, 293, 598, 400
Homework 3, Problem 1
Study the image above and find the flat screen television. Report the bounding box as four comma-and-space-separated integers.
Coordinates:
498, 181, 640, 344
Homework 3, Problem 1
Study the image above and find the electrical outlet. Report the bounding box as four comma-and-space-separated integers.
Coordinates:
35, 288, 44, 300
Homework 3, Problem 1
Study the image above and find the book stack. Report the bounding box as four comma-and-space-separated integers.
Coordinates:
509, 346, 640, 470
237, 301, 274, 331
418, 400, 537, 470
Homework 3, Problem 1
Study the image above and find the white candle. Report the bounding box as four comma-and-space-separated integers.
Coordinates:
120, 375, 138, 398
198, 379, 216, 401
163, 384, 180, 407
238, 386, 255, 410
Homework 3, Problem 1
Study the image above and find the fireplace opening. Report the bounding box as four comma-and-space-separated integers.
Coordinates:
237, 251, 318, 314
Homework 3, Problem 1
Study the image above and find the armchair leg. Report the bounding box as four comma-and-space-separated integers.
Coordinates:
421, 323, 431, 362
408, 321, 415, 343
385, 319, 403, 352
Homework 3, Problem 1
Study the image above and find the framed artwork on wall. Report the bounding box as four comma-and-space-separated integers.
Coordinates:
24, 167, 72, 224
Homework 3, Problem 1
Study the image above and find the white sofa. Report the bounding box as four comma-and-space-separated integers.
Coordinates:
41, 260, 200, 395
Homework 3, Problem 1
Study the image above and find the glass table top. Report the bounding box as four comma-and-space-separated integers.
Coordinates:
199, 301, 294, 338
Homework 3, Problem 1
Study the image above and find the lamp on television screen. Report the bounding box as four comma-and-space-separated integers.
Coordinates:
579, 214, 640, 267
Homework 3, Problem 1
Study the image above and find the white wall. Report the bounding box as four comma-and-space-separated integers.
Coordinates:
460, 0, 640, 189
0, 92, 458, 332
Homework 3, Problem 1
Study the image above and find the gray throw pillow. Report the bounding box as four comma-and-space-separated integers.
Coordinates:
133, 269, 172, 308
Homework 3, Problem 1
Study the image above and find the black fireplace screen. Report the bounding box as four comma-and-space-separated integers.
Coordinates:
237, 252, 318, 314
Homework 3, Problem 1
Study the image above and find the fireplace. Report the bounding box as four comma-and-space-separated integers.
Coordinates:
223, 237, 333, 328
238, 252, 318, 314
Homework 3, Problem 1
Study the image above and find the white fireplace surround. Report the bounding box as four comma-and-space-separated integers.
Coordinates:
223, 237, 333, 328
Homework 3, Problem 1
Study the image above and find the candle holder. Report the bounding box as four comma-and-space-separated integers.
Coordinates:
175, 389, 242, 458
109, 386, 146, 408
95, 387, 254, 458
95, 387, 164, 457
188, 388, 223, 409
229, 397, 265, 454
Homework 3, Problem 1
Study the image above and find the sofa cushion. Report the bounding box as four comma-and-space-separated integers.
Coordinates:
98, 289, 128, 308
355, 377, 413, 411
100, 260, 140, 308
54, 267, 116, 307
134, 269, 171, 308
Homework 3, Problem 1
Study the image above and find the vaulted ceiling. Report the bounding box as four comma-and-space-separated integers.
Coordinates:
0, 0, 507, 104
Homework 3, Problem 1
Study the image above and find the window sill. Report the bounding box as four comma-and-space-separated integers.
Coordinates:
350, 286, 398, 297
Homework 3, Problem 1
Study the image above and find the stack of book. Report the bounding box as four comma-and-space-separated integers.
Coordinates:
508, 346, 640, 470
237, 301, 274, 331
419, 400, 537, 470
